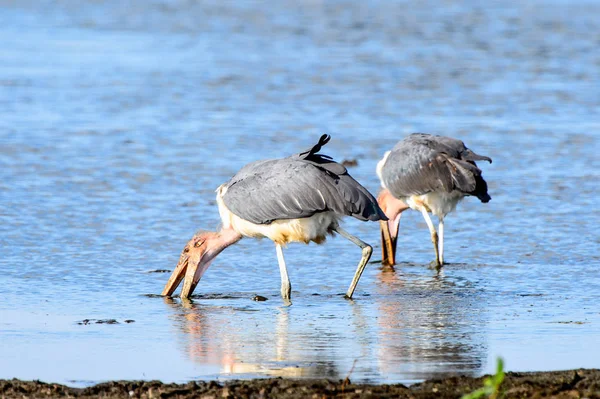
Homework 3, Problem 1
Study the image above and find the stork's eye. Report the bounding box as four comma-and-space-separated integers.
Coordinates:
194, 240, 204, 248
184, 247, 190, 253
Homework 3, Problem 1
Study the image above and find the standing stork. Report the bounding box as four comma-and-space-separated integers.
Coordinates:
376, 133, 492, 267
162, 134, 387, 303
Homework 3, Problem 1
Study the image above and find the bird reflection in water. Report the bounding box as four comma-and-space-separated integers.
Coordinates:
163, 297, 232, 368
163, 297, 340, 379
374, 265, 488, 382
162, 268, 488, 383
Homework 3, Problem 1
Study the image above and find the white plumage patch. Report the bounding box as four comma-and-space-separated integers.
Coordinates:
405, 190, 465, 219
376, 151, 391, 189
216, 184, 339, 245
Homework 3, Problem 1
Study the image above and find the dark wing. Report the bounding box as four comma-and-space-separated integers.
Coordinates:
223, 135, 387, 224
411, 133, 492, 164
381, 133, 492, 202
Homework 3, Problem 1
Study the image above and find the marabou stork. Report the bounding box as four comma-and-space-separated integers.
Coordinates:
376, 133, 492, 267
162, 134, 387, 303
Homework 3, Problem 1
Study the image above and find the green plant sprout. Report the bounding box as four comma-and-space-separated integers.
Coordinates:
461, 358, 505, 399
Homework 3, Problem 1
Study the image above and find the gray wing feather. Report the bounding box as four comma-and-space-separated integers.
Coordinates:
223, 135, 386, 224
381, 133, 492, 200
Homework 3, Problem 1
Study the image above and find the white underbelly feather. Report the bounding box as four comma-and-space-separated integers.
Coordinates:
404, 190, 466, 219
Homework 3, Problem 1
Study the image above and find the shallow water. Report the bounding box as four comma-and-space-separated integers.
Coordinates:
1, 0, 599, 387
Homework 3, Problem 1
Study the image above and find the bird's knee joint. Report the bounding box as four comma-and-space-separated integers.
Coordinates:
362, 245, 373, 257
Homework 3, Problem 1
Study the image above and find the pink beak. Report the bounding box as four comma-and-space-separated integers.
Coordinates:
161, 245, 212, 298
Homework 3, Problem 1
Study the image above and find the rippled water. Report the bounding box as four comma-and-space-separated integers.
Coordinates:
1, 0, 599, 387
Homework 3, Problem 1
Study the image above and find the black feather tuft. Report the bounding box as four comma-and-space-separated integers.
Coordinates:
473, 174, 491, 203
298, 134, 331, 158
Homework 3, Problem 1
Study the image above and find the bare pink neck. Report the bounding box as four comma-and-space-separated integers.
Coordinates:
218, 227, 243, 248
378, 188, 409, 220
204, 227, 243, 262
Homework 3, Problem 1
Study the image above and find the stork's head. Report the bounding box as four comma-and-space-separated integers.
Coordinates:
161, 229, 242, 298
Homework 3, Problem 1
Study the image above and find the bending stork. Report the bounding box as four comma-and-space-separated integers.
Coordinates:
376, 133, 492, 267
162, 135, 387, 303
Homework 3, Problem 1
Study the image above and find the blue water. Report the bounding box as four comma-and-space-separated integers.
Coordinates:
1, 0, 599, 387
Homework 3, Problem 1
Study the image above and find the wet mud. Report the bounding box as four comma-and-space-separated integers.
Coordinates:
2, 369, 599, 398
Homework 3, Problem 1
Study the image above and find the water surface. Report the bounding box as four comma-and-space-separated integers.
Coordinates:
1, 0, 599, 387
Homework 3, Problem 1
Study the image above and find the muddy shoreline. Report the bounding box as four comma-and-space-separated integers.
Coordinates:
2, 369, 599, 398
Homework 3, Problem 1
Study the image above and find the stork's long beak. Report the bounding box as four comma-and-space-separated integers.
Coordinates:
377, 189, 408, 267
162, 251, 191, 297
180, 253, 213, 298
162, 245, 210, 298
380, 218, 399, 266
162, 248, 213, 298
161, 230, 241, 299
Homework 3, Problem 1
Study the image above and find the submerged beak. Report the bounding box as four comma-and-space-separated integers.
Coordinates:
161, 229, 240, 299
162, 249, 214, 298
162, 230, 240, 299
380, 218, 399, 266
161, 251, 190, 297
162, 236, 214, 299
377, 189, 408, 267
180, 253, 213, 298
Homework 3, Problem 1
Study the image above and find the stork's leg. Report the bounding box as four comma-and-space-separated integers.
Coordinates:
275, 244, 292, 303
420, 208, 441, 268
334, 226, 373, 299
438, 218, 445, 266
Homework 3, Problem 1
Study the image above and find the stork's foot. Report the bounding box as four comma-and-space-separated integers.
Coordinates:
429, 259, 444, 269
